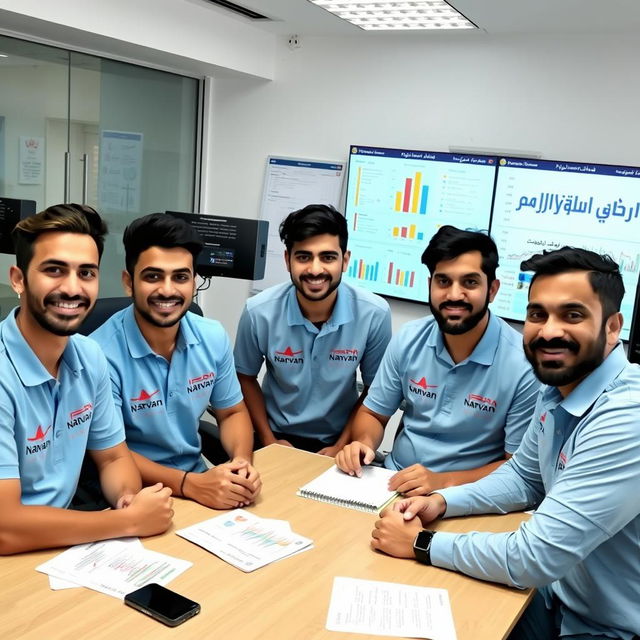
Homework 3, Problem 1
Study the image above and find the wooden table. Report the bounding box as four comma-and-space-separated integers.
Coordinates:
1, 445, 532, 640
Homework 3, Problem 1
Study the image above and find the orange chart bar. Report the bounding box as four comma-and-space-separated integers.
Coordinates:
394, 173, 429, 214
354, 167, 362, 206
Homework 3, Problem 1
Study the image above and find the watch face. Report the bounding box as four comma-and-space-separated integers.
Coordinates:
415, 530, 434, 551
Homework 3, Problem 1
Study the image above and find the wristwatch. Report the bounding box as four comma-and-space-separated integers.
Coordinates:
413, 529, 436, 565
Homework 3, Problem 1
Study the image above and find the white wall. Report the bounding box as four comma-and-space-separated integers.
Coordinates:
204, 31, 640, 337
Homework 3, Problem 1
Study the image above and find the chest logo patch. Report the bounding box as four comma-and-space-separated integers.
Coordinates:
274, 346, 304, 364
464, 393, 497, 413
130, 389, 163, 412
409, 376, 438, 399
329, 348, 359, 362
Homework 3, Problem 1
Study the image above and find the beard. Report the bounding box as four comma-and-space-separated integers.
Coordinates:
132, 284, 190, 329
524, 328, 606, 387
26, 290, 92, 337
292, 273, 342, 302
429, 292, 490, 336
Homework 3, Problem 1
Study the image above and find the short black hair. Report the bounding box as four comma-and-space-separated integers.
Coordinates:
279, 204, 348, 254
123, 213, 204, 275
12, 203, 107, 273
421, 225, 499, 283
520, 247, 625, 320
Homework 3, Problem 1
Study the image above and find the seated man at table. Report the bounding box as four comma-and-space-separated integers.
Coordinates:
234, 204, 392, 456
372, 247, 640, 640
336, 226, 539, 495
0, 204, 173, 555
91, 213, 261, 510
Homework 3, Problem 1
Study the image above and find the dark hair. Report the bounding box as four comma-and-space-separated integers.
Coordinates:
123, 213, 204, 275
279, 204, 348, 254
520, 247, 625, 319
12, 203, 107, 273
421, 225, 499, 282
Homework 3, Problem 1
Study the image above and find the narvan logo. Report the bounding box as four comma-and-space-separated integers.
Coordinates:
130, 389, 163, 412
188, 372, 215, 393
329, 348, 359, 362
274, 346, 304, 364
27, 424, 51, 442
26, 424, 52, 455
464, 393, 497, 412
408, 376, 438, 398
68, 403, 93, 429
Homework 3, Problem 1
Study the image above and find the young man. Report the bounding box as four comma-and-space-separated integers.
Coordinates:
234, 204, 391, 456
91, 213, 261, 510
336, 225, 539, 494
373, 248, 640, 640
0, 204, 173, 555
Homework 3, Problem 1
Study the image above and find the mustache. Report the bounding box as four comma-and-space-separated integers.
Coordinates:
528, 337, 580, 354
44, 293, 90, 307
439, 301, 472, 312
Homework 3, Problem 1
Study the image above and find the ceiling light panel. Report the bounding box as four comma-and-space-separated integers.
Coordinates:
307, 1, 476, 30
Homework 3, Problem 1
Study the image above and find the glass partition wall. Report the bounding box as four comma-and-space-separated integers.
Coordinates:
0, 34, 200, 313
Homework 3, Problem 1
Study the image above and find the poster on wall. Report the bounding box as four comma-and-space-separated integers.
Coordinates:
98, 130, 143, 213
18, 136, 44, 185
253, 156, 345, 293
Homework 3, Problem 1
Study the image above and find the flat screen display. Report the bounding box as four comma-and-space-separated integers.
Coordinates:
490, 157, 640, 341
343, 145, 497, 304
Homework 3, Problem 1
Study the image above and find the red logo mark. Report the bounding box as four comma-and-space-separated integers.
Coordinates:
331, 348, 359, 356
410, 377, 438, 389
27, 425, 52, 442
130, 389, 159, 402
275, 347, 303, 356
559, 452, 567, 465
540, 412, 547, 423
189, 372, 215, 385
468, 393, 497, 407
70, 403, 93, 419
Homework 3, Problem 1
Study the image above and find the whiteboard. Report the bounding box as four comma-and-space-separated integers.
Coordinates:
253, 156, 345, 293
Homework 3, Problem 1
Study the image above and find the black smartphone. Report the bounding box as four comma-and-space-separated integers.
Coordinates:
124, 583, 200, 627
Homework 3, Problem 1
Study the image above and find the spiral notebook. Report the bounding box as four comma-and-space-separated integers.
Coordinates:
297, 465, 398, 514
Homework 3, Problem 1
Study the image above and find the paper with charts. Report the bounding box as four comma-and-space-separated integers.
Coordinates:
326, 576, 457, 640
176, 509, 313, 572
36, 537, 192, 599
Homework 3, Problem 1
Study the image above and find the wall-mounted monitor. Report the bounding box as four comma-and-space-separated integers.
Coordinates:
490, 157, 640, 341
343, 145, 497, 304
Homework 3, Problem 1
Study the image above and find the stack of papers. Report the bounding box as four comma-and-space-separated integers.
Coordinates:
177, 509, 313, 572
36, 538, 192, 599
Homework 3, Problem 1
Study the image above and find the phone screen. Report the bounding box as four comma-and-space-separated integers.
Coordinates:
124, 584, 200, 626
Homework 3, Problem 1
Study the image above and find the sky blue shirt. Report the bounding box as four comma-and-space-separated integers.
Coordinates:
363, 313, 539, 472
432, 344, 640, 639
234, 281, 391, 443
0, 309, 124, 508
91, 306, 243, 472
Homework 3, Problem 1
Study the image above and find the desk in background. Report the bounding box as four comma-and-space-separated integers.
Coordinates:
1, 445, 532, 640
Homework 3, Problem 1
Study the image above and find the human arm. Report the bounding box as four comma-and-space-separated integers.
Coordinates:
0, 477, 173, 555
237, 373, 291, 447
89, 442, 141, 508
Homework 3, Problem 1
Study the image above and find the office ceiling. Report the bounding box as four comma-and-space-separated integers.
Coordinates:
215, 0, 640, 36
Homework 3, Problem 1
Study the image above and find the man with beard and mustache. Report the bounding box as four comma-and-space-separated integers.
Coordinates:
234, 204, 391, 455
0, 205, 173, 554
91, 213, 261, 510
336, 225, 539, 495
370, 247, 640, 640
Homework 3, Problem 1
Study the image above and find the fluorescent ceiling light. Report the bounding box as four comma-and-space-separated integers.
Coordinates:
307, 0, 476, 30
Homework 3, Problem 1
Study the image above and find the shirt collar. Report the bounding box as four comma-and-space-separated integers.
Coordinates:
285, 283, 352, 329
556, 342, 628, 418
428, 311, 500, 366
123, 304, 197, 358
0, 307, 83, 386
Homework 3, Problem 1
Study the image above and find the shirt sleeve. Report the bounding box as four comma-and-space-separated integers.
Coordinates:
431, 394, 640, 589
0, 384, 19, 479
210, 330, 244, 410
86, 348, 126, 451
363, 331, 404, 417
233, 305, 264, 377
503, 365, 540, 454
359, 304, 392, 386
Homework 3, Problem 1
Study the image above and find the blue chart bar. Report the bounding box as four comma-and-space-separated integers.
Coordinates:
349, 259, 380, 282
419, 186, 429, 214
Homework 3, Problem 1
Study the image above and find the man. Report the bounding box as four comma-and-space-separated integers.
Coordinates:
0, 204, 173, 555
373, 247, 640, 640
234, 204, 391, 455
336, 225, 539, 495
91, 213, 261, 510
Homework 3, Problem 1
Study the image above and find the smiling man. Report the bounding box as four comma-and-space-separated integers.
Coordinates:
372, 247, 640, 640
91, 213, 261, 510
0, 204, 173, 554
234, 204, 391, 455
336, 225, 539, 495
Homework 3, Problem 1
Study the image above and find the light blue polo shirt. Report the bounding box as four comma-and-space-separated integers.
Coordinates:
363, 312, 539, 472
91, 306, 243, 472
234, 281, 391, 443
432, 345, 640, 639
0, 309, 125, 508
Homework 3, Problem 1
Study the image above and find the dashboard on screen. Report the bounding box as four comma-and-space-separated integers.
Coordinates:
343, 145, 497, 304
490, 157, 640, 341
